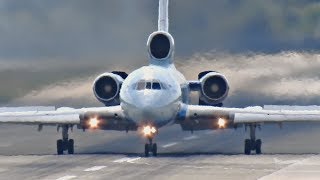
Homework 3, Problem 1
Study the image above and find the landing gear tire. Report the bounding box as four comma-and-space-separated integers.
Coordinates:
68, 139, 74, 154
152, 143, 157, 157
244, 139, 251, 155
145, 144, 150, 157
244, 125, 263, 155
244, 138, 262, 155
255, 139, 262, 154
57, 139, 64, 155
57, 125, 75, 155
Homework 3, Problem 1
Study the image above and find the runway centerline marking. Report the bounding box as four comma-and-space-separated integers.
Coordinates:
84, 166, 106, 172
113, 157, 141, 163
162, 142, 178, 148
183, 135, 199, 141
56, 175, 77, 180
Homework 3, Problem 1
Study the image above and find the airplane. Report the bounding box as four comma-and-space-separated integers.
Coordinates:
0, 0, 320, 156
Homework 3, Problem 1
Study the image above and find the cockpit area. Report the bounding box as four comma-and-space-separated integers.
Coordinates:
133, 80, 169, 90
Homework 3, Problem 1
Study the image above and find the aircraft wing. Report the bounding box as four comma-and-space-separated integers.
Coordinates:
0, 106, 55, 112
0, 106, 130, 129
176, 104, 320, 130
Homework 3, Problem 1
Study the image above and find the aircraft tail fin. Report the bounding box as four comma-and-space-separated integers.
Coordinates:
158, 0, 169, 32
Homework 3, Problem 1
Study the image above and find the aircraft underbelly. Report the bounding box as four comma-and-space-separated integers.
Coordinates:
122, 100, 179, 127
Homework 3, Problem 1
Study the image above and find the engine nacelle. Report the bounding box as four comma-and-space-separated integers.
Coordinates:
93, 72, 124, 106
199, 71, 229, 105
147, 31, 175, 61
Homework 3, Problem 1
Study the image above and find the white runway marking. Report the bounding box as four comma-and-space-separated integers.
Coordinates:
56, 175, 77, 180
84, 166, 106, 172
162, 142, 178, 148
183, 135, 199, 141
113, 157, 141, 163
182, 165, 206, 169
273, 158, 300, 164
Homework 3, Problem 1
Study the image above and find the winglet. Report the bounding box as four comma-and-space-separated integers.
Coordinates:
158, 0, 169, 32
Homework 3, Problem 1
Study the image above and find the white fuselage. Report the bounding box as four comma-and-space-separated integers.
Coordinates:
120, 64, 187, 128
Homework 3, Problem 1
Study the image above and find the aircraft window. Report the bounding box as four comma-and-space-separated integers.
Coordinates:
152, 82, 161, 90
135, 80, 168, 90
137, 81, 146, 90
146, 82, 152, 89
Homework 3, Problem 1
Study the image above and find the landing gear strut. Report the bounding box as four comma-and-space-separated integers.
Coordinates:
57, 125, 74, 155
244, 124, 262, 155
144, 137, 157, 157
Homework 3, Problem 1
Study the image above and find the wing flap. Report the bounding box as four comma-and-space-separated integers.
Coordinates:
234, 113, 320, 124
0, 106, 125, 126
0, 111, 80, 125
177, 104, 320, 130
0, 106, 55, 112
264, 105, 320, 111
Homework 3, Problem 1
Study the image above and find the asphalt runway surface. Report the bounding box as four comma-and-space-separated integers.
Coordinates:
0, 123, 320, 179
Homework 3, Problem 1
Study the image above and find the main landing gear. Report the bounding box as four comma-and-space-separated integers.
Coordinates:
244, 125, 262, 155
145, 137, 157, 157
57, 125, 74, 155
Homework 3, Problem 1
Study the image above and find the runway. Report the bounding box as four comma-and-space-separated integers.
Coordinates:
2, 154, 319, 180
0, 123, 320, 179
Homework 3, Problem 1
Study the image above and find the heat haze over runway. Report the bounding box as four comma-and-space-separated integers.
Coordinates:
0, 123, 320, 179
